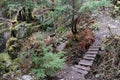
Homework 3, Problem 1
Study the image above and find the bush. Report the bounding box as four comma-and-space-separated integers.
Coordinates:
112, 0, 120, 18
30, 43, 65, 79
0, 53, 12, 75
22, 35, 65, 79
0, 53, 22, 79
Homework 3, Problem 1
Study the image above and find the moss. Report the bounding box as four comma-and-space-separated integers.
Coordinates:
16, 6, 34, 22
6, 37, 20, 58
10, 20, 19, 37
0, 53, 22, 78
0, 53, 12, 64
6, 37, 17, 50
9, 59, 21, 72
0, 53, 12, 74
0, 23, 4, 28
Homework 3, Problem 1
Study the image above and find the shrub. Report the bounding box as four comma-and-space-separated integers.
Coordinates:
0, 53, 21, 79
112, 0, 120, 18
6, 37, 21, 58
30, 42, 65, 79
22, 35, 65, 79
0, 53, 12, 75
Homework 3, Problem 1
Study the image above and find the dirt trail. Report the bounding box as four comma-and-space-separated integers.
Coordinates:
56, 10, 120, 80
94, 10, 120, 40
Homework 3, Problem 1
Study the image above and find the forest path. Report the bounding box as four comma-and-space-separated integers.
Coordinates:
56, 9, 120, 80
94, 9, 120, 40
63, 40, 101, 80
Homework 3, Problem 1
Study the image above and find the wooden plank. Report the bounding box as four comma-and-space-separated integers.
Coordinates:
83, 56, 95, 60
74, 65, 90, 71
90, 46, 101, 48
72, 66, 88, 75
78, 60, 93, 66
86, 51, 98, 54
88, 48, 99, 51
84, 54, 96, 58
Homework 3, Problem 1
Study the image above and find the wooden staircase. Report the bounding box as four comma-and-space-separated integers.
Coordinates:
56, 37, 101, 80
71, 41, 101, 80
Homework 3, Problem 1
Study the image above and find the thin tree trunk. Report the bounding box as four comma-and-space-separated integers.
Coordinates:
71, 0, 77, 34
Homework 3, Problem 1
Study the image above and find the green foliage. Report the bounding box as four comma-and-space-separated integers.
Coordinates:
55, 26, 67, 38
0, 53, 12, 75
0, 52, 22, 79
0, 53, 12, 78
0, 22, 9, 34
6, 37, 21, 58
90, 35, 120, 80
30, 43, 65, 79
112, 1, 120, 18
79, 0, 111, 13
55, 26, 66, 34
102, 35, 120, 65
3, 4, 20, 19
3, 0, 37, 7
2, 0, 111, 31
11, 22, 34, 38
39, 0, 111, 30
90, 23, 99, 31
20, 34, 65, 79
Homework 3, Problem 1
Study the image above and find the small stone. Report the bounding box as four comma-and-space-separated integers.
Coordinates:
103, 35, 107, 38
108, 24, 116, 29
95, 74, 100, 78
22, 75, 33, 80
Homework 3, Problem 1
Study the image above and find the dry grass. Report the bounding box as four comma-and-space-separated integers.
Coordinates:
87, 35, 120, 80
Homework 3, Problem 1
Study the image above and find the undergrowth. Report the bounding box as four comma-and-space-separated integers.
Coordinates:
87, 35, 120, 80
21, 35, 65, 79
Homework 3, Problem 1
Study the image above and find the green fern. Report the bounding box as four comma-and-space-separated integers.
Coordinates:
26, 33, 63, 79
28, 41, 65, 79
79, 0, 111, 13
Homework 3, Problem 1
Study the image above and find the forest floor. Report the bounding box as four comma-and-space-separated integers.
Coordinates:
0, 7, 120, 80
54, 8, 120, 80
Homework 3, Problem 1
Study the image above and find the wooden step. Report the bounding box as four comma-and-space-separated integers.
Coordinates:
78, 60, 93, 66
83, 56, 95, 60
72, 66, 88, 75
86, 51, 98, 54
92, 42, 101, 46
74, 65, 90, 71
84, 54, 96, 58
90, 45, 101, 48
88, 48, 99, 51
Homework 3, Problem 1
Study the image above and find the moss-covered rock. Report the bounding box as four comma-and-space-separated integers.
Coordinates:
0, 53, 12, 75
0, 22, 10, 52
0, 53, 22, 79
13, 22, 34, 38
6, 37, 21, 58
113, 1, 120, 18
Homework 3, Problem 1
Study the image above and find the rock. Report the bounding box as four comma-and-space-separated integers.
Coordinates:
4, 31, 10, 40
0, 53, 12, 75
108, 24, 117, 29
0, 35, 7, 52
56, 41, 68, 51
0, 31, 10, 52
0, 22, 10, 52
14, 22, 29, 39
21, 75, 34, 80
